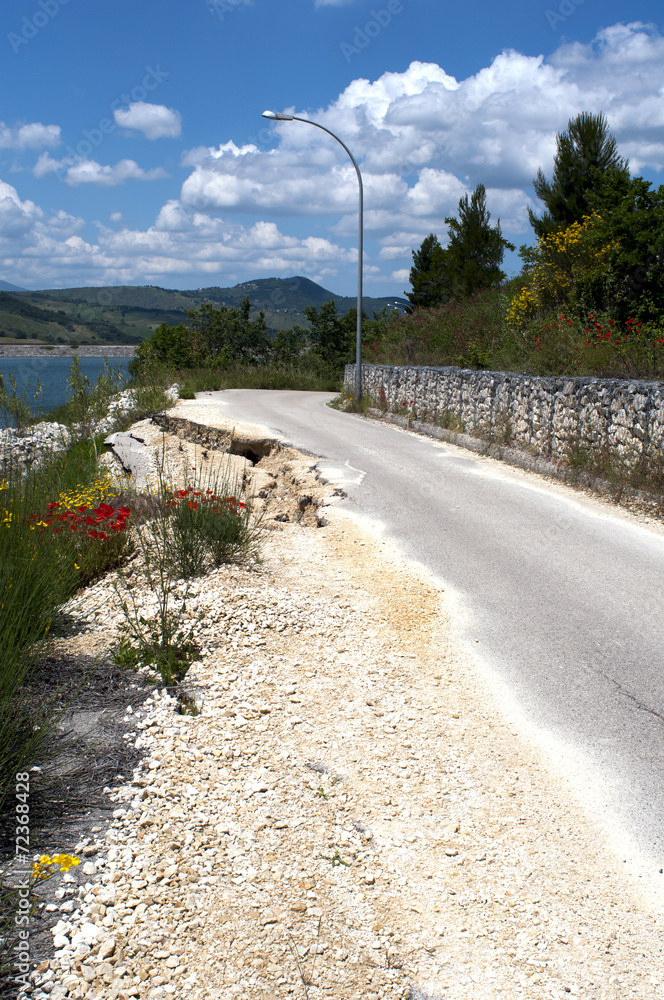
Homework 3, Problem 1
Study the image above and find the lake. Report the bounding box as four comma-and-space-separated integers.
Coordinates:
0, 356, 131, 429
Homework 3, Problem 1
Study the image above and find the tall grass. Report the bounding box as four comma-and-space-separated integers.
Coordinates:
0, 437, 135, 813
40, 361, 172, 430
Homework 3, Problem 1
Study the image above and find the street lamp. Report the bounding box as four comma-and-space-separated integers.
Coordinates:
262, 110, 363, 401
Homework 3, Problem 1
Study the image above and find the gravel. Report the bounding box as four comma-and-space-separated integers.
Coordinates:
18, 407, 664, 1000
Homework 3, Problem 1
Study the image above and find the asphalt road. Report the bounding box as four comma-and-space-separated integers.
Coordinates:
207, 388, 664, 881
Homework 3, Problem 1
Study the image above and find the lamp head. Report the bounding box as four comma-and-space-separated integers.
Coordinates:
262, 110, 295, 121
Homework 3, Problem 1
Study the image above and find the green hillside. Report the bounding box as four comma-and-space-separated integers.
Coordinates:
1, 277, 407, 346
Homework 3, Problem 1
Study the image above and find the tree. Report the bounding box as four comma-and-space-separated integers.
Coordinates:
529, 112, 629, 239
407, 186, 513, 307
444, 184, 514, 297
133, 296, 271, 372
406, 233, 447, 309
303, 301, 357, 373
584, 173, 664, 323
185, 296, 270, 366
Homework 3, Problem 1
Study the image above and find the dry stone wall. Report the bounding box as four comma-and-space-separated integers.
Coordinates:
345, 364, 664, 467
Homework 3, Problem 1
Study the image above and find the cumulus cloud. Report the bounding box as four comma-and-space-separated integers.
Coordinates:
33, 153, 65, 179
0, 173, 352, 289
0, 122, 61, 150
175, 22, 664, 266
34, 152, 169, 187
113, 102, 182, 140
63, 159, 168, 187
0, 180, 43, 241
5, 22, 664, 291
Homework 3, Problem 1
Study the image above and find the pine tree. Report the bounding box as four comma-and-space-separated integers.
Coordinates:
406, 233, 446, 308
444, 184, 513, 297
528, 112, 629, 239
407, 187, 512, 307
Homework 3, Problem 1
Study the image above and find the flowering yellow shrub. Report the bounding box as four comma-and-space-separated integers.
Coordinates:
507, 215, 617, 329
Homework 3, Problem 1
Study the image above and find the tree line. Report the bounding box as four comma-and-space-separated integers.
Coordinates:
407, 112, 664, 330
132, 111, 664, 385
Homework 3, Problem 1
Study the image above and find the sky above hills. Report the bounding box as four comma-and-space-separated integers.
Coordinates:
1, 0, 663, 296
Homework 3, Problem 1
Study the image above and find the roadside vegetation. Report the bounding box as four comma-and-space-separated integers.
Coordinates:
0, 359, 261, 989
366, 113, 664, 381
127, 294, 393, 397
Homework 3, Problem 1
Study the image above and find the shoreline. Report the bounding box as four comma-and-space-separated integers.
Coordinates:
0, 345, 137, 358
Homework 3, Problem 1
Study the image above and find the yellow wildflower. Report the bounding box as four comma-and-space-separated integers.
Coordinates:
32, 853, 79, 881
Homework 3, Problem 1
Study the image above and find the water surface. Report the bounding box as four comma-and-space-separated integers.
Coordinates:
0, 356, 130, 429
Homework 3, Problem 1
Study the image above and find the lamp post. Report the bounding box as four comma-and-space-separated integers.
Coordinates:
262, 110, 363, 401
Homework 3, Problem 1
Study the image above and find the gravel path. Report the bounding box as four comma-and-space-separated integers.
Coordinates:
23, 412, 664, 1000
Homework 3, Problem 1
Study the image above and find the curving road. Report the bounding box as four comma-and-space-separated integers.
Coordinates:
205, 388, 664, 885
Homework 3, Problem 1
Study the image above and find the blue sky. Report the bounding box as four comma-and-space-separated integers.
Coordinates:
1, 0, 663, 296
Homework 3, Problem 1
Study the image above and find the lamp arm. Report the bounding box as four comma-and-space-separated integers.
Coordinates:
291, 116, 363, 400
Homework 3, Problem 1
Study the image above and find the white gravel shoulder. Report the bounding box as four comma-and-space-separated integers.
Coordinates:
25, 425, 664, 1000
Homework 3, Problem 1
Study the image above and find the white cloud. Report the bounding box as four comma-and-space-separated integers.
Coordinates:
33, 152, 64, 178
176, 23, 664, 255
0, 180, 43, 240
0, 122, 61, 151
63, 159, 168, 187
46, 210, 85, 237
0, 171, 352, 289
5, 22, 664, 292
113, 102, 182, 140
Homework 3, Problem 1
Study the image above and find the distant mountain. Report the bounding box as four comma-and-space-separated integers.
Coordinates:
186, 276, 409, 322
0, 280, 26, 292
1, 277, 408, 346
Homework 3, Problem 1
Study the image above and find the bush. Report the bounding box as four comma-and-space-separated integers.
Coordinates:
112, 457, 261, 685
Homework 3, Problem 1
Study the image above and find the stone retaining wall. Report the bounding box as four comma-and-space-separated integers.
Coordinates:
345, 364, 664, 467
